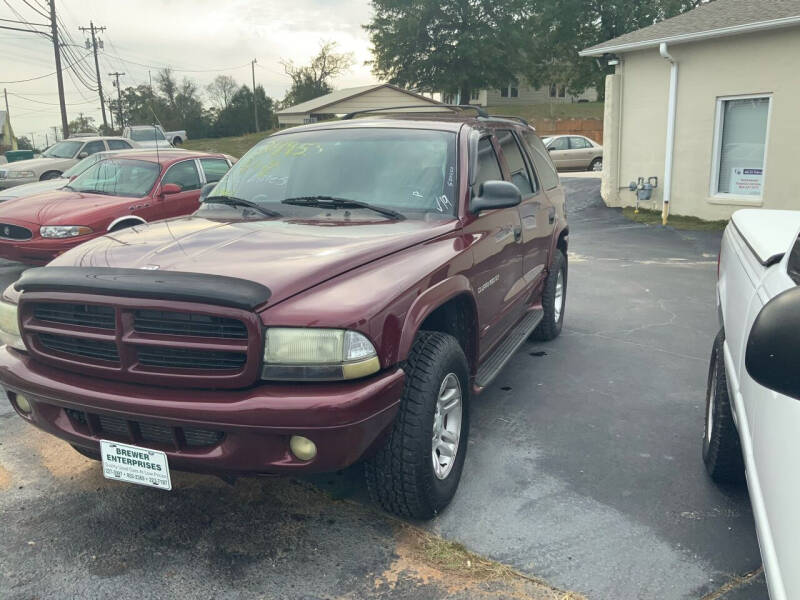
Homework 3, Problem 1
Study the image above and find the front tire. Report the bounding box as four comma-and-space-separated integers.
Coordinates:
365, 331, 469, 519
703, 330, 745, 483
532, 249, 567, 341
589, 157, 602, 171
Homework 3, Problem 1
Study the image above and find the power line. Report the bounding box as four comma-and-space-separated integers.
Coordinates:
7, 91, 95, 106
0, 45, 92, 85
78, 20, 108, 127
101, 51, 252, 73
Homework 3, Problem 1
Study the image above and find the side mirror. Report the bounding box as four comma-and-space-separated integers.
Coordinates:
200, 182, 216, 201
77, 152, 88, 159
470, 180, 522, 214
547, 147, 554, 152
160, 183, 182, 196
69, 175, 77, 182
745, 287, 800, 400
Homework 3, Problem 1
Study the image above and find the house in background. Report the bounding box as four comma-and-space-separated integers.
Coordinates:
276, 84, 446, 127
582, 0, 800, 221
0, 111, 17, 153
441, 83, 597, 107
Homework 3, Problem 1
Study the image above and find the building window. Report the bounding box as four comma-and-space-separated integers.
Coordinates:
711, 95, 771, 198
549, 84, 557, 98
471, 90, 480, 101
558, 86, 565, 98
549, 84, 566, 98
500, 85, 518, 99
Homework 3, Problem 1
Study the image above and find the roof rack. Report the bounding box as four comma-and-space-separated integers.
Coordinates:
342, 104, 489, 120
486, 115, 530, 127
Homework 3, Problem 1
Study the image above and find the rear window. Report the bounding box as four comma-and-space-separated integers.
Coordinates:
497, 130, 535, 196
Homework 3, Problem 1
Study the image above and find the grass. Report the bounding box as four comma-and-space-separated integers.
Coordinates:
181, 130, 276, 158
623, 206, 728, 231
485, 102, 604, 122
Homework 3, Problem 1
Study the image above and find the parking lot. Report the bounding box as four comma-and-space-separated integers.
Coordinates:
0, 177, 766, 600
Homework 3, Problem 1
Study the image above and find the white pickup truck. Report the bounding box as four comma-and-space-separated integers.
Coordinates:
705, 209, 800, 600
122, 125, 187, 148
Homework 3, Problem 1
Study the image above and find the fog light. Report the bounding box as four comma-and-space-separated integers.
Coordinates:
15, 393, 31, 414
289, 435, 317, 461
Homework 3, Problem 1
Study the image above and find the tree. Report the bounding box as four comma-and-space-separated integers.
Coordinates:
524, 0, 715, 99
16, 136, 32, 150
281, 41, 354, 107
206, 75, 238, 110
68, 114, 96, 133
214, 85, 275, 137
366, 0, 533, 102
157, 68, 178, 106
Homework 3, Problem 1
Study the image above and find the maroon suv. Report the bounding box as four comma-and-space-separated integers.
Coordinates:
0, 110, 568, 518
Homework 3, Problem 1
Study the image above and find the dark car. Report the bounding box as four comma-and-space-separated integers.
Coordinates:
0, 150, 233, 264
0, 110, 568, 518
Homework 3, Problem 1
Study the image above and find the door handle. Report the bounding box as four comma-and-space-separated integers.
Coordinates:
548, 207, 556, 225
513, 226, 522, 242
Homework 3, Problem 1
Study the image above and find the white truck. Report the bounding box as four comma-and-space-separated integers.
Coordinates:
122, 124, 187, 148
705, 209, 800, 600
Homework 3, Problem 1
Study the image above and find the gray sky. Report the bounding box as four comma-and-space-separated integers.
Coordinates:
1, 0, 377, 144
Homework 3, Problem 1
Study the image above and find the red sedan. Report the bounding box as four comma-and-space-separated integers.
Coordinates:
0, 150, 232, 265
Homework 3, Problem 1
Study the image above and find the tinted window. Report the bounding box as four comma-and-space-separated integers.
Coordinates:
82, 140, 106, 156
211, 129, 458, 218
570, 137, 590, 149
42, 140, 82, 158
162, 160, 201, 191
522, 131, 560, 190
70, 159, 160, 198
474, 137, 503, 192
107, 139, 132, 150
497, 130, 534, 195
200, 158, 230, 183
548, 137, 568, 151
130, 128, 165, 141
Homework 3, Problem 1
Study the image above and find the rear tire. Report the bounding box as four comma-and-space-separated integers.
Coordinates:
365, 331, 469, 519
532, 249, 567, 341
172, 137, 182, 146
702, 330, 745, 483
589, 157, 602, 171
40, 171, 62, 181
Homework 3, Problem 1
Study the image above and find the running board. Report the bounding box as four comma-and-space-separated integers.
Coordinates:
475, 309, 544, 388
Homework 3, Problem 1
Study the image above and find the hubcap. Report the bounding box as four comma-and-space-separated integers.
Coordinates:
554, 270, 564, 322
706, 361, 717, 443
432, 373, 463, 480
593, 160, 603, 171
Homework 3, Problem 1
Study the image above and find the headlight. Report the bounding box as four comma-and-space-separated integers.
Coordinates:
262, 328, 380, 381
40, 225, 93, 239
7, 171, 35, 179
0, 301, 25, 351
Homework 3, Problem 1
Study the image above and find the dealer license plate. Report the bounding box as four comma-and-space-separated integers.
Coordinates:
100, 440, 172, 490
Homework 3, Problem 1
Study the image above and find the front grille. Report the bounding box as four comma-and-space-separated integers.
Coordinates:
134, 310, 247, 339
34, 303, 115, 329
65, 408, 224, 449
0, 222, 32, 240
38, 333, 120, 363
137, 347, 247, 370
0, 170, 6, 179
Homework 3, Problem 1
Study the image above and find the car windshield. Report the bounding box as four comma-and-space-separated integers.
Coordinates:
42, 140, 82, 159
69, 158, 160, 198
129, 128, 165, 141
207, 128, 458, 219
62, 152, 109, 178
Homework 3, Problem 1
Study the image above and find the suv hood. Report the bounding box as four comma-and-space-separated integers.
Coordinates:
51, 216, 459, 306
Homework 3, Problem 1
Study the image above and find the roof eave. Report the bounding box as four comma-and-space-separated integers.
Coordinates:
579, 14, 800, 56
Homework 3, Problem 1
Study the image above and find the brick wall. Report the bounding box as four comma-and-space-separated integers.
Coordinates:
531, 118, 604, 145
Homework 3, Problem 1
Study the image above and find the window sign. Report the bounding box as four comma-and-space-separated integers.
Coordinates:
713, 96, 770, 197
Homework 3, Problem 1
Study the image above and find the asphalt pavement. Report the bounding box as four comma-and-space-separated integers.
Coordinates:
0, 178, 767, 599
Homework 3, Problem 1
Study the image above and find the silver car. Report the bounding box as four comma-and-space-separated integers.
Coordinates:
0, 136, 136, 189
543, 135, 603, 171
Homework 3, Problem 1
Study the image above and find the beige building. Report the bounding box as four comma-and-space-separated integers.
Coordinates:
276, 84, 445, 127
441, 84, 597, 107
581, 0, 800, 221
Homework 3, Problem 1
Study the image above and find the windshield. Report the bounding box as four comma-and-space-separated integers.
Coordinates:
42, 140, 82, 159
129, 128, 165, 141
207, 128, 458, 219
69, 158, 160, 197
62, 152, 109, 178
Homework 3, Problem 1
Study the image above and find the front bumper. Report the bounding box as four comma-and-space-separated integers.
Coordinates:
0, 346, 404, 475
0, 237, 90, 265
0, 176, 36, 190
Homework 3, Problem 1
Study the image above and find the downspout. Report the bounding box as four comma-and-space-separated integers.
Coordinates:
659, 42, 678, 226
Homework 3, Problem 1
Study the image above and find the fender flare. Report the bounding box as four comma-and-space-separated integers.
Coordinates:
396, 274, 478, 366
107, 216, 147, 231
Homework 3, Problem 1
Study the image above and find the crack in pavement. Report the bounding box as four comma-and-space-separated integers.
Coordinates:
562, 328, 707, 362
700, 566, 765, 600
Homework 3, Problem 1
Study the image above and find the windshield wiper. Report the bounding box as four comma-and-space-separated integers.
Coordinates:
281, 196, 405, 220
203, 195, 280, 218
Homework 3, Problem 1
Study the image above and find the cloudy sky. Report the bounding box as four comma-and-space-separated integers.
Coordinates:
1, 0, 378, 145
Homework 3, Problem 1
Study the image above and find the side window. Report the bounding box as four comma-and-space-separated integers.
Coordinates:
199, 158, 230, 184
82, 140, 106, 156
548, 137, 568, 151
570, 137, 590, 149
497, 129, 535, 195
107, 139, 132, 150
162, 160, 201, 191
474, 137, 503, 192
522, 131, 560, 190
788, 237, 800, 285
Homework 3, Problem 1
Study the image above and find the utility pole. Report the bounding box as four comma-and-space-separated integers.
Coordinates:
107, 98, 114, 129
3, 88, 9, 118
109, 72, 125, 128
49, 0, 69, 139
251, 58, 259, 132
51, 126, 59, 142
78, 21, 108, 130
